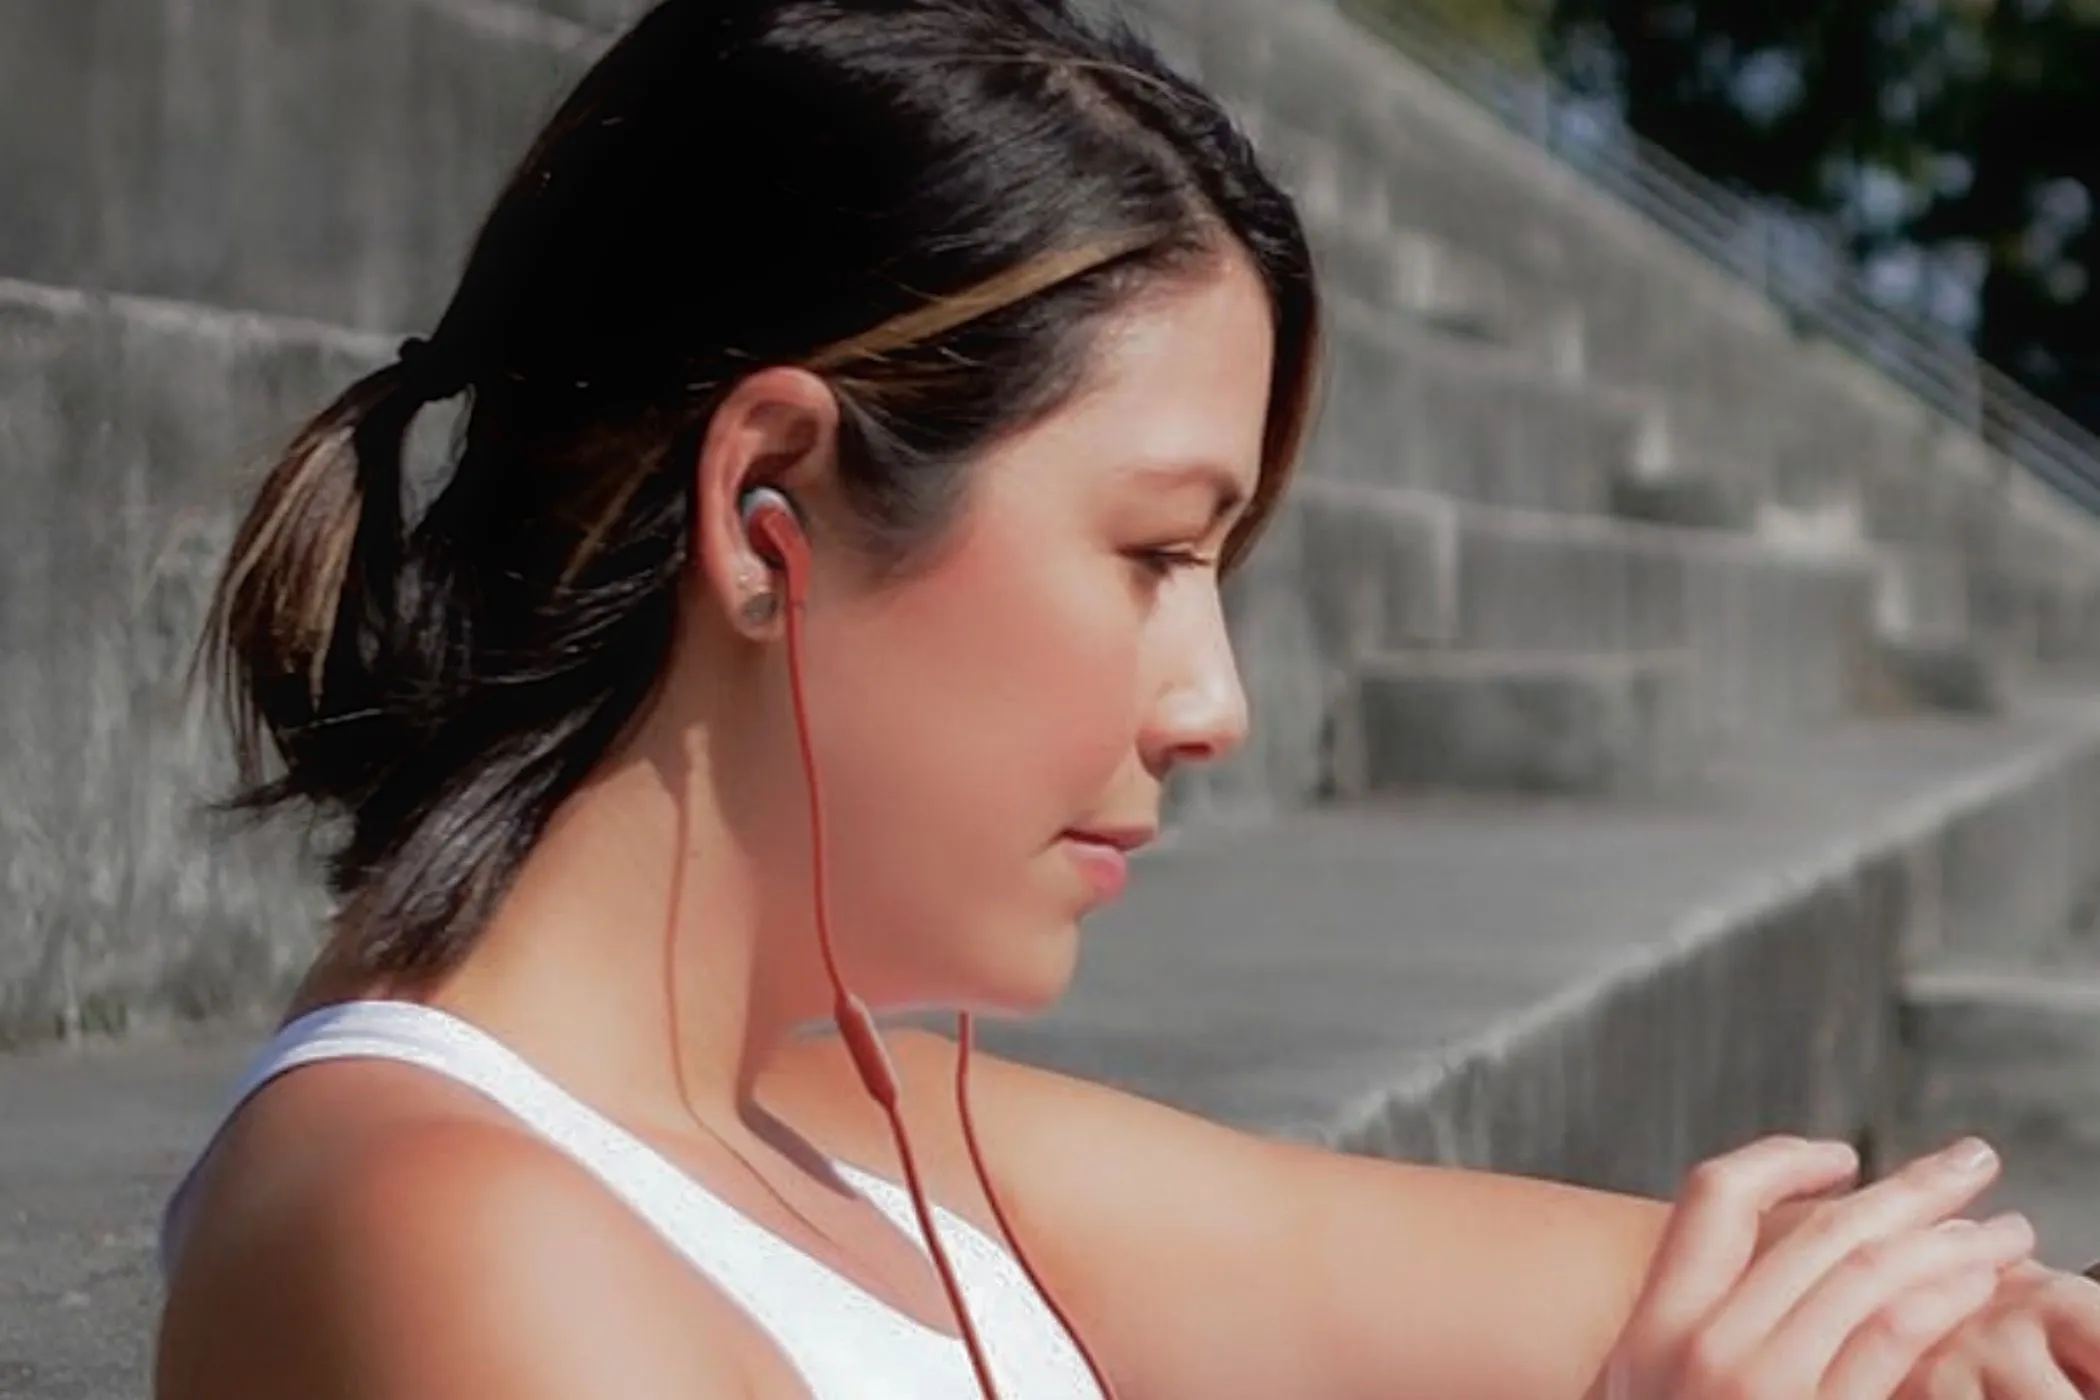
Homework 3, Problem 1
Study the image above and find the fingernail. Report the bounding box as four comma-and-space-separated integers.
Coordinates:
1982, 1211, 2033, 1243
1945, 1137, 1997, 1172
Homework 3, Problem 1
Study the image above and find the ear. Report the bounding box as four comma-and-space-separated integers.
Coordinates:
690, 367, 841, 639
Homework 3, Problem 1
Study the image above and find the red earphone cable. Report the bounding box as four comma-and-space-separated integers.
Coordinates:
769, 524, 1003, 1399
954, 1012, 1121, 1399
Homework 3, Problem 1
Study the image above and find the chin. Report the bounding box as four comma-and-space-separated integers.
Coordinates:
957, 913, 1083, 1021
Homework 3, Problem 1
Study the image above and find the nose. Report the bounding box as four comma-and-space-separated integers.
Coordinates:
1139, 587, 1250, 779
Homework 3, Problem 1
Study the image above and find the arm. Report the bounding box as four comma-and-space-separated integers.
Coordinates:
156, 1113, 778, 1399
772, 1028, 1667, 1399
769, 1029, 2050, 1400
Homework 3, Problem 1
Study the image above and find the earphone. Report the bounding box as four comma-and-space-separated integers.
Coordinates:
734, 484, 1119, 1400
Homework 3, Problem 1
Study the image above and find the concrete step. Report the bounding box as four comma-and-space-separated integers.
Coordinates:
0, 277, 388, 1045
1969, 496, 2100, 668
1341, 648, 1699, 796
1609, 471, 1757, 533
1891, 968, 2100, 1268
0, 0, 595, 331
1867, 639, 2006, 718
1292, 476, 1876, 713
1189, 474, 1882, 825
1897, 739, 2100, 970
1308, 296, 1641, 516
1898, 969, 2100, 1154
1303, 210, 1585, 376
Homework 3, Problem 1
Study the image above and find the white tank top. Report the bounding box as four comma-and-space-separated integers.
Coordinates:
159, 1000, 1107, 1400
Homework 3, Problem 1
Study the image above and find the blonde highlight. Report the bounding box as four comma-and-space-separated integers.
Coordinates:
803, 228, 1159, 376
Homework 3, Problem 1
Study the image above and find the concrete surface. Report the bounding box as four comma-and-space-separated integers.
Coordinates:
0, 1031, 248, 1400
1893, 970, 2100, 1269
1310, 296, 1642, 515
1308, 219, 1584, 378
0, 0, 595, 334
1349, 648, 1699, 795
0, 280, 383, 1046
1258, 478, 1880, 798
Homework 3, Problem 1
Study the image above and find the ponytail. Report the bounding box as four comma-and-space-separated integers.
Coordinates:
203, 340, 460, 823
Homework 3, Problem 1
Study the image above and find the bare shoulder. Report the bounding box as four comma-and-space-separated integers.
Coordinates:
157, 1061, 800, 1400
761, 1027, 1322, 1393
763, 1023, 1302, 1216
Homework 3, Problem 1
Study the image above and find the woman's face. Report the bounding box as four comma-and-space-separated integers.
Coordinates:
802, 256, 1273, 1017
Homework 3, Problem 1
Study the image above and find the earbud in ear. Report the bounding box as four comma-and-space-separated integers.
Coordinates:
736, 485, 810, 611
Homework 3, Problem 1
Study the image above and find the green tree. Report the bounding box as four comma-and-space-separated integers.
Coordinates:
1536, 0, 2100, 432
1911, 0, 2100, 423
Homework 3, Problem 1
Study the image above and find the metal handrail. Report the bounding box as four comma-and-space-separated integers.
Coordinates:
1341, 0, 2100, 518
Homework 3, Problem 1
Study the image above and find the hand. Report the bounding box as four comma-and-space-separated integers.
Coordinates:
1589, 1135, 2036, 1399
1893, 1260, 2100, 1398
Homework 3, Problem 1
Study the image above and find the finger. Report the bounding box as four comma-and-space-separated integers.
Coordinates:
1984, 1316, 2088, 1400
1631, 1136, 1862, 1347
1716, 1137, 2003, 1349
1896, 1334, 1986, 1400
1764, 1185, 1862, 1258
1905, 1353, 1988, 1400
1818, 1266, 2004, 1399
1734, 1215, 2034, 1395
2036, 1273, 2100, 1392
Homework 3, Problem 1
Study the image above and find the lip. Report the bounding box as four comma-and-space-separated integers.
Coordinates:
1062, 825, 1158, 854
1058, 826, 1154, 904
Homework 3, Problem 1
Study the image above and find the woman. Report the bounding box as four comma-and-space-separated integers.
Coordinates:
152, 0, 2100, 1396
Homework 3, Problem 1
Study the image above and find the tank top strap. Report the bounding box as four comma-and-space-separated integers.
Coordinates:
163, 1001, 766, 1278
158, 1000, 1106, 1399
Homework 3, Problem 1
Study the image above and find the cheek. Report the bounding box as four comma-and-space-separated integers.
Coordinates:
812, 535, 1143, 857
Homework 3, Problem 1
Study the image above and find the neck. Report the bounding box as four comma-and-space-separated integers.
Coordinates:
363, 702, 824, 1147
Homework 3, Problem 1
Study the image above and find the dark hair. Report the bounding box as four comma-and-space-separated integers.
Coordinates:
202, 0, 1323, 978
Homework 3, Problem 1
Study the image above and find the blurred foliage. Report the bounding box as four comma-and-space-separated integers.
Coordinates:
1352, 0, 2100, 435
1917, 0, 2100, 422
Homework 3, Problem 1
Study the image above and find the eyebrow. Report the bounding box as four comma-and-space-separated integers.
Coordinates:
1130, 457, 1251, 526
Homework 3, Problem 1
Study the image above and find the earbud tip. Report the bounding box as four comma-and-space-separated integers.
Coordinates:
739, 485, 796, 530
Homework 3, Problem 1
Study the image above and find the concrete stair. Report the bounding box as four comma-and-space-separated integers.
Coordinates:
1343, 648, 1699, 796
1311, 296, 1639, 515
1307, 219, 1582, 371
1900, 970, 2100, 1154
1221, 477, 1881, 802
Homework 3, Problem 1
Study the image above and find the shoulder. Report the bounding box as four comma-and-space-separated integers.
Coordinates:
765, 1023, 1302, 1214
761, 1025, 1319, 1392
157, 1061, 792, 1400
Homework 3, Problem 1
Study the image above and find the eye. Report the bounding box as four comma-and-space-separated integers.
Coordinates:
1127, 545, 1218, 581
